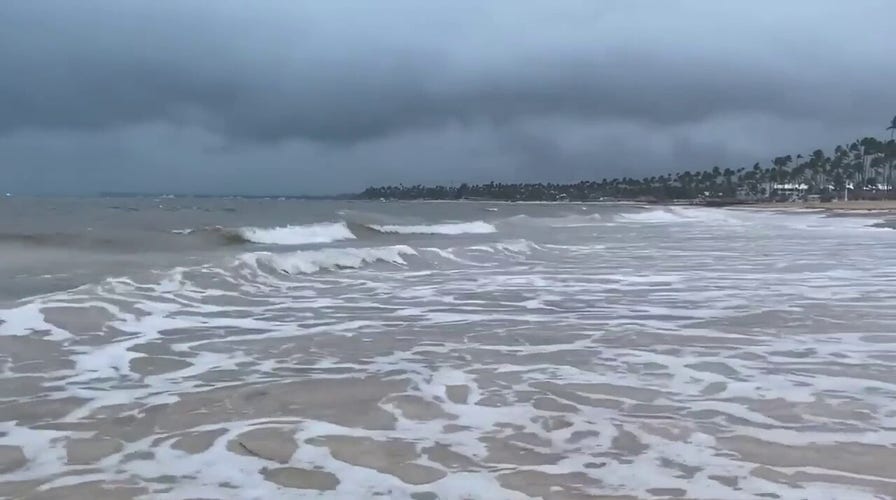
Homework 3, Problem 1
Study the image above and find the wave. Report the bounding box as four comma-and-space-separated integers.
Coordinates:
175, 222, 357, 245
241, 245, 416, 275
616, 207, 742, 225
495, 239, 542, 254
497, 213, 605, 228
420, 247, 485, 266
238, 222, 356, 245
171, 226, 253, 245
367, 221, 497, 235
616, 209, 686, 223
466, 239, 542, 255
177, 220, 495, 245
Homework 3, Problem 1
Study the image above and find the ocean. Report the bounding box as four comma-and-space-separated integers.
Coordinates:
0, 197, 895, 499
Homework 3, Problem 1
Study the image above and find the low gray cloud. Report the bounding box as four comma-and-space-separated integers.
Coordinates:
1, 0, 894, 194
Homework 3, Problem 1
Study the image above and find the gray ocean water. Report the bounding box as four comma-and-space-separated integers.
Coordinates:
1, 197, 895, 499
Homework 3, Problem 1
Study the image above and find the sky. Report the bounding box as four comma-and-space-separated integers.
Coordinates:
1, 1, 895, 195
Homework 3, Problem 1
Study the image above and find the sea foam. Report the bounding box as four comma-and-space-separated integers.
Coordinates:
242, 245, 416, 275
618, 207, 742, 225
238, 222, 356, 245
368, 221, 496, 235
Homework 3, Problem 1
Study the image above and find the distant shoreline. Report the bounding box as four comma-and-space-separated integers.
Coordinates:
745, 199, 896, 212
722, 199, 896, 228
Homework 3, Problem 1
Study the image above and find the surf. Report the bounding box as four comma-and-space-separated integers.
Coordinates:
240, 245, 416, 275
174, 222, 357, 246
365, 221, 496, 235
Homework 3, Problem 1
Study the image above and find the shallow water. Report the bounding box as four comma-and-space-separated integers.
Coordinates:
1, 198, 895, 499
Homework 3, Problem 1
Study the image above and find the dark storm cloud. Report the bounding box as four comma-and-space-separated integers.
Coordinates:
0, 0, 894, 193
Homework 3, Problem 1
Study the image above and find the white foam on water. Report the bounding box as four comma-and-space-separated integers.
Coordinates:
0, 302, 71, 340
238, 221, 357, 245
242, 245, 417, 275
494, 239, 542, 254
617, 206, 744, 225
420, 247, 484, 266
541, 243, 605, 252
617, 208, 687, 223
464, 239, 544, 257
369, 221, 497, 235
499, 213, 604, 228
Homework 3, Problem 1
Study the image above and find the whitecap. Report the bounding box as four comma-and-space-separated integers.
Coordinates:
241, 245, 417, 275
238, 222, 356, 245
368, 221, 496, 235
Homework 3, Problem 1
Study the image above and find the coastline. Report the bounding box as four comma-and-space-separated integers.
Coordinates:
723, 199, 896, 228
746, 199, 896, 212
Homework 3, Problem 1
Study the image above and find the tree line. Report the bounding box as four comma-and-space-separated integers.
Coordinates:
359, 117, 896, 202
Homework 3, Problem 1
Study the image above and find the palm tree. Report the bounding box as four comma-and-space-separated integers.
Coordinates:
765, 167, 778, 198
833, 145, 851, 200
859, 137, 880, 189
793, 154, 803, 177
848, 142, 864, 194
888, 115, 896, 140
885, 139, 896, 199
773, 156, 787, 183
710, 166, 722, 195
722, 168, 735, 196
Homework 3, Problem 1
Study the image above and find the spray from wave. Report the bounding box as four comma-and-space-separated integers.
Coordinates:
367, 221, 496, 235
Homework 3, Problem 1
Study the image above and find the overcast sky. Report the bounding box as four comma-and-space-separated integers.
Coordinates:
1, 1, 895, 195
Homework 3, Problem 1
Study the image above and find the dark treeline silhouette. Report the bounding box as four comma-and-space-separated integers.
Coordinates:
360, 120, 896, 203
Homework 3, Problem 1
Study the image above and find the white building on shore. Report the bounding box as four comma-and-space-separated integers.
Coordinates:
773, 183, 808, 197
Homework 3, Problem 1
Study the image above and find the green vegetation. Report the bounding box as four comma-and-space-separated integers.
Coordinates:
360, 118, 896, 203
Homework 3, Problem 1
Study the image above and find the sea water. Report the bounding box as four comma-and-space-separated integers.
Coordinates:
0, 198, 894, 499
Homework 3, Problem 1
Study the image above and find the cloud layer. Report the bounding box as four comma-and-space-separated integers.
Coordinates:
1, 0, 894, 194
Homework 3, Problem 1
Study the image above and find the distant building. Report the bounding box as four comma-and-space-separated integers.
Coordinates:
773, 183, 808, 195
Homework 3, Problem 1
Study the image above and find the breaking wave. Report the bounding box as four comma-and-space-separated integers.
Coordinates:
500, 213, 605, 228
241, 245, 416, 275
616, 207, 743, 225
616, 209, 686, 223
466, 239, 543, 255
175, 220, 500, 245
237, 222, 357, 245
367, 221, 497, 235
174, 222, 357, 245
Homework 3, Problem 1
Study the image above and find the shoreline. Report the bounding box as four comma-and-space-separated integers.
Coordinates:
744, 199, 896, 212
721, 199, 896, 229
